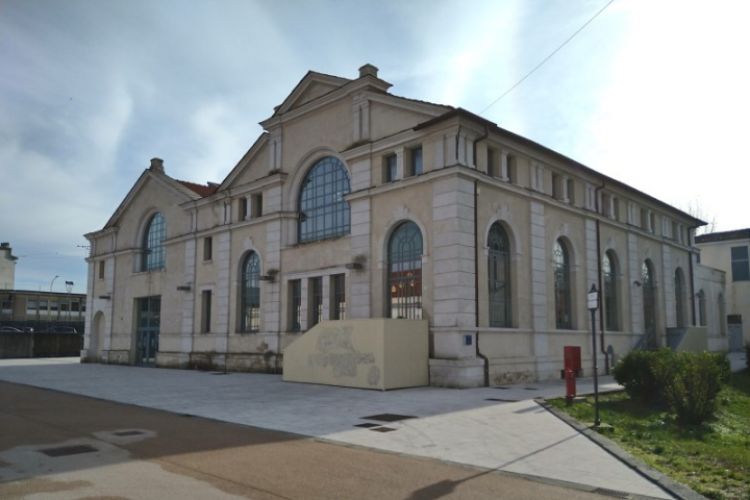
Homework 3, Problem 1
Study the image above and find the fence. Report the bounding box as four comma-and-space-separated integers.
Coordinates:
0, 332, 83, 358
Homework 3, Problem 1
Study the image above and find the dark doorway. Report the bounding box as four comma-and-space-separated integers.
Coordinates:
135, 296, 160, 366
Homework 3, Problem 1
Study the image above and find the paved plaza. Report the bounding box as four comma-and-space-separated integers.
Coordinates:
0, 357, 692, 498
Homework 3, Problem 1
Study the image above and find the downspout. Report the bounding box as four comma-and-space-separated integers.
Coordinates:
472, 128, 490, 386
594, 183, 610, 374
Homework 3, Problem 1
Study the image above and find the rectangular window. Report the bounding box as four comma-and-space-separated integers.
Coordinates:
251, 193, 263, 218
566, 178, 575, 205
98, 261, 105, 280
506, 154, 516, 183
330, 274, 346, 320
308, 277, 323, 327
238, 197, 248, 221
731, 246, 750, 281
384, 154, 397, 182
203, 237, 213, 261
551, 173, 561, 199
409, 146, 423, 176
201, 290, 212, 333
289, 279, 301, 331
486, 147, 495, 177
612, 197, 620, 220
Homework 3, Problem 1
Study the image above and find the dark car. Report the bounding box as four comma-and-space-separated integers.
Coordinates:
51, 326, 78, 334
0, 326, 23, 333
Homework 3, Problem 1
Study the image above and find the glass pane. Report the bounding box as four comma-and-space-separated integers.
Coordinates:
298, 157, 351, 243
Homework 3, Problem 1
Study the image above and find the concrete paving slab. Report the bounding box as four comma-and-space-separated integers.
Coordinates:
0, 358, 672, 498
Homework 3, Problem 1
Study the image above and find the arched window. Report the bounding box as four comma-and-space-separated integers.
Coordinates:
388, 221, 422, 319
697, 290, 706, 326
642, 260, 657, 345
603, 250, 619, 331
674, 268, 686, 327
240, 252, 261, 332
298, 156, 350, 243
142, 212, 166, 271
488, 222, 511, 327
553, 239, 572, 329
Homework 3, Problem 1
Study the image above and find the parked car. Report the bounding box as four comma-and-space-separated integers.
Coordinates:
0, 326, 23, 333
51, 326, 78, 334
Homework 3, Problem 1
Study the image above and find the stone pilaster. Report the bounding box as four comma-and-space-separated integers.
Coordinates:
214, 232, 231, 353
180, 239, 196, 360
662, 245, 675, 327
349, 198, 371, 318
628, 233, 643, 335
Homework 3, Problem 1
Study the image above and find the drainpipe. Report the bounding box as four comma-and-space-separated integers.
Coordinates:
472, 128, 490, 386
594, 183, 610, 374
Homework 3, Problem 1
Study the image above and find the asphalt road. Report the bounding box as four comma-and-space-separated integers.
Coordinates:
0, 381, 615, 500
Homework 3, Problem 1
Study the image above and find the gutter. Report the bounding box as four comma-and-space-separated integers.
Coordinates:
472, 128, 490, 386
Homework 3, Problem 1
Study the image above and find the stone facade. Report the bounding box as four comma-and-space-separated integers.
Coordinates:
83, 65, 725, 387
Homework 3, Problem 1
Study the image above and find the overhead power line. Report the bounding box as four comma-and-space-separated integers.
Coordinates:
481, 0, 616, 114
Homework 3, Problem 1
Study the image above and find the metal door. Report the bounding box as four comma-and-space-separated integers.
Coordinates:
135, 296, 160, 365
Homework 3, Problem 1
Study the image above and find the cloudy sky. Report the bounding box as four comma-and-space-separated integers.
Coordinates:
2, 0, 749, 293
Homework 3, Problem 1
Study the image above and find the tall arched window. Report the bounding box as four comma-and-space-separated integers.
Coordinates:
697, 290, 706, 326
674, 268, 686, 327
142, 212, 166, 271
488, 222, 511, 327
388, 221, 422, 319
642, 260, 657, 346
240, 252, 261, 332
603, 250, 619, 331
298, 156, 351, 243
553, 239, 572, 329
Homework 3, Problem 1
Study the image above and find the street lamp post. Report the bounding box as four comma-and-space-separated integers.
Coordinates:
65, 281, 74, 320
49, 275, 60, 292
587, 283, 601, 427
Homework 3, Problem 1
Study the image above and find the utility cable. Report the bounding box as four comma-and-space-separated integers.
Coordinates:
481, 0, 616, 113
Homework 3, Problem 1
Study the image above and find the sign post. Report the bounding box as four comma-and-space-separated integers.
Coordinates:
587, 284, 601, 427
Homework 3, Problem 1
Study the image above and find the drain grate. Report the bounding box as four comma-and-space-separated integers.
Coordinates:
114, 430, 144, 437
361, 413, 416, 422
39, 445, 97, 457
485, 398, 518, 402
354, 423, 381, 428
370, 426, 396, 433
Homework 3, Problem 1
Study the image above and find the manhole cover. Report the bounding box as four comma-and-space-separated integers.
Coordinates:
370, 427, 396, 433
39, 445, 97, 457
114, 430, 144, 437
361, 413, 416, 422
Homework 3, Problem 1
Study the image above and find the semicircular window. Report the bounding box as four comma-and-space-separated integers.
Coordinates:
298, 157, 351, 243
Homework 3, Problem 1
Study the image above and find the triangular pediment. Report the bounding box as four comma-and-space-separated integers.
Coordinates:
273, 71, 351, 117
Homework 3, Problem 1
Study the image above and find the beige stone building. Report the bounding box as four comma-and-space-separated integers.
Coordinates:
83, 64, 724, 387
0, 242, 17, 290
696, 229, 750, 351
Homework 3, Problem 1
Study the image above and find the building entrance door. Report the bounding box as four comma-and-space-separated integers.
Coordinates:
135, 296, 160, 366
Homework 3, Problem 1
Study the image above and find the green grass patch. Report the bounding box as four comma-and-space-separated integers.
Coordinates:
549, 369, 750, 500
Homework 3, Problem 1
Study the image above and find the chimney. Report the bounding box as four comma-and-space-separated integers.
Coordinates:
149, 157, 164, 173
358, 63, 379, 79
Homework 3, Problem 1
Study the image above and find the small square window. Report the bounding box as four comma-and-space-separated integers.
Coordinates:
731, 246, 749, 281
238, 198, 248, 221
251, 193, 263, 218
506, 154, 517, 183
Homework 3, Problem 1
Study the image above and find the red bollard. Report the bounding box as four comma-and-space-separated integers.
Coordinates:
565, 368, 576, 404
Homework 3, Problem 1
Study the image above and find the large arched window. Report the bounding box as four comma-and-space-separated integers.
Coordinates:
642, 260, 657, 345
298, 156, 351, 243
603, 250, 619, 331
488, 222, 511, 327
240, 252, 261, 332
141, 212, 166, 271
674, 268, 686, 327
553, 239, 572, 329
697, 289, 706, 326
388, 221, 422, 319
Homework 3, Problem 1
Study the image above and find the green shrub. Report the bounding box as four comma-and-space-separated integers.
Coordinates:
658, 352, 729, 425
613, 348, 672, 405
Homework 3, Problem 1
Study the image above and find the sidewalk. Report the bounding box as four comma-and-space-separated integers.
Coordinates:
0, 357, 674, 498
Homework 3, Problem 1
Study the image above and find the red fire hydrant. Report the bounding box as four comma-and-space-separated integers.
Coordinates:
565, 368, 576, 405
